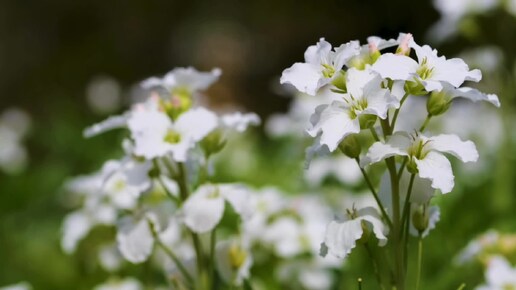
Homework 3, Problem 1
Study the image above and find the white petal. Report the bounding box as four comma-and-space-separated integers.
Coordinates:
345, 68, 376, 99
361, 132, 410, 167
175, 108, 218, 141
415, 151, 454, 193
182, 185, 225, 233
61, 211, 93, 253
363, 87, 399, 119
280, 62, 325, 96
361, 214, 388, 246
304, 38, 332, 64
431, 57, 470, 88
171, 67, 221, 91
323, 219, 363, 258
367, 36, 398, 51
84, 114, 128, 138
220, 184, 254, 220
117, 217, 155, 263
371, 54, 418, 81
221, 112, 261, 132
427, 134, 478, 163
307, 102, 360, 152
465, 69, 482, 82
453, 87, 500, 107
333, 40, 361, 69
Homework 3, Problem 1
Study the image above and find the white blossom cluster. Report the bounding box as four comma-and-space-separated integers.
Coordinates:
62, 67, 262, 288
281, 33, 499, 259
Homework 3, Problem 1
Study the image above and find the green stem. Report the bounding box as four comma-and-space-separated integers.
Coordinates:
390, 93, 409, 130
400, 174, 416, 240
370, 127, 381, 142
416, 234, 423, 290
358, 278, 363, 290
209, 228, 217, 288
147, 218, 194, 285
355, 158, 393, 229
364, 243, 386, 290
386, 157, 404, 290
419, 115, 432, 132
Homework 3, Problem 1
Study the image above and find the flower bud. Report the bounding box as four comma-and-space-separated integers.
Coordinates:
396, 33, 413, 56
339, 134, 361, 159
200, 129, 226, 156
412, 205, 429, 234
427, 90, 452, 116
228, 244, 247, 270
404, 80, 425, 96
359, 114, 377, 129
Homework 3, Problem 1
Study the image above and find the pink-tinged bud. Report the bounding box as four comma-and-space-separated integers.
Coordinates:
396, 33, 413, 56
368, 41, 379, 55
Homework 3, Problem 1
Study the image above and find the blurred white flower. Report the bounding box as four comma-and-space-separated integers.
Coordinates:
0, 282, 32, 290
86, 75, 122, 114
141, 67, 221, 96
305, 155, 362, 186
181, 184, 253, 233
216, 239, 253, 286
98, 243, 124, 272
476, 256, 516, 290
455, 230, 500, 264
93, 277, 143, 290
0, 108, 31, 174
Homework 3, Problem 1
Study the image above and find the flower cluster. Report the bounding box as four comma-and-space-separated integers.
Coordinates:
62, 67, 261, 288
281, 33, 499, 289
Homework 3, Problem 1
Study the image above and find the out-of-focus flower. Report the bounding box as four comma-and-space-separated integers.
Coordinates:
0, 282, 32, 290
181, 184, 253, 234
0, 108, 31, 174
216, 239, 253, 286
475, 256, 516, 290
86, 75, 122, 114
93, 277, 143, 290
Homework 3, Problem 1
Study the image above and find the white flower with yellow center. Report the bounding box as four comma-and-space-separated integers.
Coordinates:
280, 38, 360, 95
307, 68, 398, 152
476, 256, 516, 290
127, 102, 218, 161
372, 36, 481, 92
215, 240, 253, 286
362, 132, 478, 193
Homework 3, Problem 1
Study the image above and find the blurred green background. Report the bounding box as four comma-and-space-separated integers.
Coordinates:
1, 0, 516, 289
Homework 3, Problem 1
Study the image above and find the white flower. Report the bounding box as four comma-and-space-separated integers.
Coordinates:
432, 82, 500, 107
372, 37, 481, 92
455, 230, 500, 265
476, 256, 516, 290
0, 282, 32, 290
280, 38, 360, 95
93, 277, 143, 290
98, 243, 123, 272
100, 158, 152, 210
305, 155, 362, 186
181, 184, 253, 233
363, 132, 478, 193
220, 112, 261, 132
141, 67, 221, 96
215, 240, 253, 286
307, 68, 398, 151
322, 206, 388, 259
127, 103, 218, 161
116, 214, 156, 264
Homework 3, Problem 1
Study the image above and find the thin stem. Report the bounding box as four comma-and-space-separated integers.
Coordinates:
364, 243, 386, 290
147, 218, 194, 284
355, 158, 393, 229
390, 93, 409, 130
419, 115, 432, 132
370, 127, 381, 142
457, 283, 466, 290
386, 157, 404, 290
416, 234, 423, 290
399, 174, 416, 239
358, 278, 363, 290
156, 176, 181, 205
397, 157, 408, 181
208, 228, 217, 288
